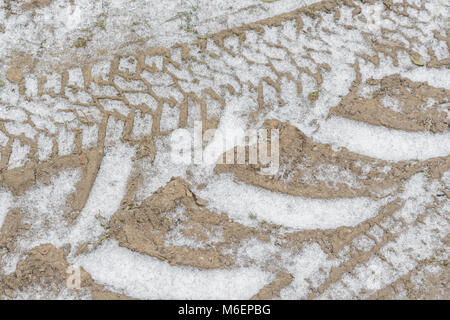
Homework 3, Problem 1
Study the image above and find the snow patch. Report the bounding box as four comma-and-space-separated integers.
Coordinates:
75, 240, 272, 300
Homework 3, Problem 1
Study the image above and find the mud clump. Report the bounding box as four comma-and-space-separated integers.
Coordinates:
6, 67, 24, 84
0, 243, 133, 299
0, 209, 29, 253
110, 177, 271, 269
0, 244, 70, 298
21, 0, 54, 11
110, 178, 231, 269
3, 166, 36, 196
251, 272, 293, 300
330, 74, 449, 133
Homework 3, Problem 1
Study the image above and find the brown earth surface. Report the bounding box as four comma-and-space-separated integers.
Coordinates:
0, 0, 448, 300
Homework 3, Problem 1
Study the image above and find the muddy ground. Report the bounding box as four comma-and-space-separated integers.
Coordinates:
0, 0, 448, 299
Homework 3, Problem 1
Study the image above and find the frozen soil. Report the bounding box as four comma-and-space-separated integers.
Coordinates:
0, 0, 449, 299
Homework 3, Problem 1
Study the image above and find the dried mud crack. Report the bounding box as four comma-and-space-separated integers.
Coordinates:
0, 0, 449, 300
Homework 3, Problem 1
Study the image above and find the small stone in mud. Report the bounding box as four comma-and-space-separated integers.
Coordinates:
6, 67, 24, 83
410, 55, 424, 66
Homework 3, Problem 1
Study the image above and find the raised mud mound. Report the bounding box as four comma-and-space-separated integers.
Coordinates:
0, 0, 448, 299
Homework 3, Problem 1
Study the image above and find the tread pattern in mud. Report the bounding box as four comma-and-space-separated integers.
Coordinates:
0, 0, 449, 299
